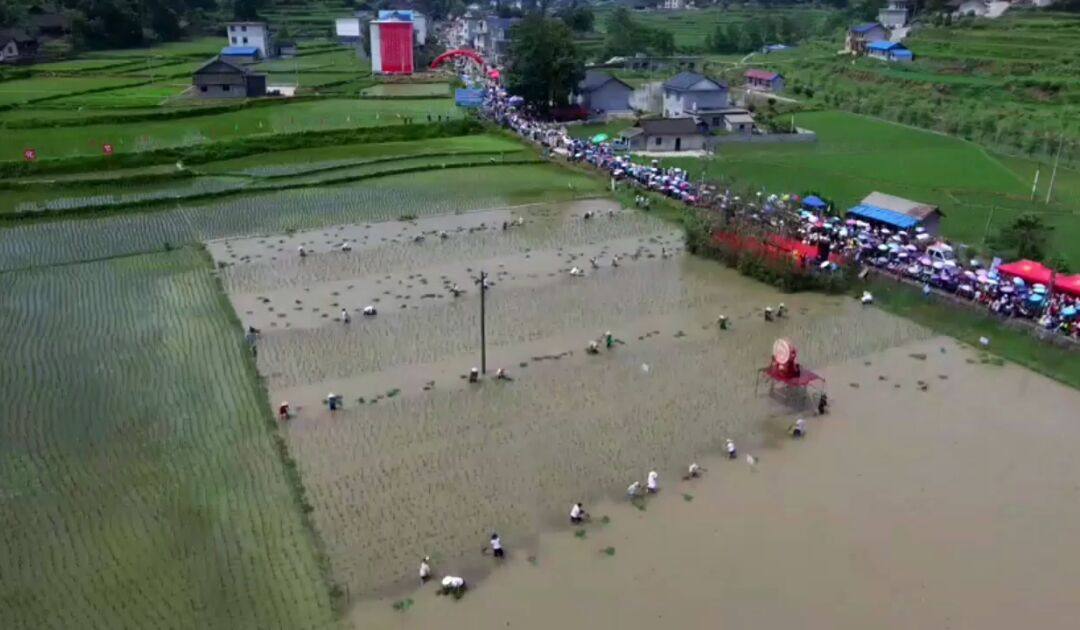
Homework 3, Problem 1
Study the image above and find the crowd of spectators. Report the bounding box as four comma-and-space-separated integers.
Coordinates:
480, 86, 1079, 341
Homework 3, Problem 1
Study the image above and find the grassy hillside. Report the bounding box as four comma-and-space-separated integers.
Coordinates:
654, 111, 1080, 266
744, 13, 1080, 167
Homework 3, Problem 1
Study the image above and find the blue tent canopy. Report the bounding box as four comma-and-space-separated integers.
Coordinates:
846, 204, 919, 230
803, 195, 828, 210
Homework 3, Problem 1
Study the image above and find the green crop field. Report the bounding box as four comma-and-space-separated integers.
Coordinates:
0, 76, 145, 107
0, 247, 336, 628
759, 13, 1080, 167
655, 111, 1080, 266
197, 134, 524, 175
360, 83, 450, 98
591, 6, 836, 51
2, 98, 461, 162
0, 163, 603, 270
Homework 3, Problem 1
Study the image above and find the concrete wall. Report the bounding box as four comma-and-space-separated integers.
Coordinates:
663, 88, 729, 117
195, 83, 247, 99
582, 82, 633, 114
227, 23, 271, 58
639, 133, 706, 152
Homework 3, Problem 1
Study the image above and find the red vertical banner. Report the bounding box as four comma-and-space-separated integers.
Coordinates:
23, 148, 37, 161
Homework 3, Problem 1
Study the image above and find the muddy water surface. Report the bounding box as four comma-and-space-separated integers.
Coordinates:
207, 200, 930, 604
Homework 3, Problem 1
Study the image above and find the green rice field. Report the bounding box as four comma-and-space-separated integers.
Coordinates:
0, 76, 146, 107
0, 163, 604, 270
656, 110, 1080, 266
0, 247, 336, 629
1, 98, 461, 162
360, 83, 450, 98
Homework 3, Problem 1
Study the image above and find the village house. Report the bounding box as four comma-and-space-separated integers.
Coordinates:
867, 40, 913, 62
722, 111, 755, 136
877, 0, 912, 29
847, 191, 943, 234
620, 55, 702, 73
662, 71, 729, 118
192, 57, 267, 98
576, 70, 634, 116
620, 117, 706, 153
225, 22, 273, 59
478, 16, 519, 65
845, 22, 887, 55
952, 0, 990, 16
744, 69, 784, 93
0, 29, 38, 64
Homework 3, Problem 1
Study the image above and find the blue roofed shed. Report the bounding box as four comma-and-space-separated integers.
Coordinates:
221, 45, 260, 63
867, 40, 913, 62
846, 204, 919, 230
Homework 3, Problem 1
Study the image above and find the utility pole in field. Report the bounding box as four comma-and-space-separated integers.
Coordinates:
1045, 134, 1064, 204
479, 270, 487, 374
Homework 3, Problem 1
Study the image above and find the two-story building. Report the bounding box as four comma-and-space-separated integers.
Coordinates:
576, 70, 634, 116
479, 16, 519, 65
845, 22, 887, 55
225, 22, 273, 59
877, 0, 912, 29
662, 71, 729, 118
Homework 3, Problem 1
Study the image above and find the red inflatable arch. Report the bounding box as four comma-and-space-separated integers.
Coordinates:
430, 49, 488, 71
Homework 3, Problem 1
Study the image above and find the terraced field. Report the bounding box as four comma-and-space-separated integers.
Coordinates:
0, 163, 605, 271
2, 98, 461, 162
0, 247, 335, 629
765, 14, 1080, 168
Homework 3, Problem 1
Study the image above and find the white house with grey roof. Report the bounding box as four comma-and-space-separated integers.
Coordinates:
662, 72, 729, 119
575, 70, 634, 115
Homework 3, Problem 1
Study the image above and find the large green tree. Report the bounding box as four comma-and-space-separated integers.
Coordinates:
989, 213, 1054, 261
505, 14, 584, 113
603, 7, 674, 58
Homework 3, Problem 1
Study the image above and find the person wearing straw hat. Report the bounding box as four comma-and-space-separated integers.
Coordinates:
419, 557, 432, 584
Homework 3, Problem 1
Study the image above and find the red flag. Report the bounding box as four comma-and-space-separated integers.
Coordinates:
103, 144, 114, 155
23, 148, 37, 161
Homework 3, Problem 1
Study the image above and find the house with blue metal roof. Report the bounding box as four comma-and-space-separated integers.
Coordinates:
226, 21, 273, 59
867, 40, 914, 62
846, 192, 942, 234
845, 22, 887, 54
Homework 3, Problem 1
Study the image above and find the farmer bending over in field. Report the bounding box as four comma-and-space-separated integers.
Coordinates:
439, 576, 467, 598
570, 502, 588, 524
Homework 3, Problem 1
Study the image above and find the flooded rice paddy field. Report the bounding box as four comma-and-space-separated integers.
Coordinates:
207, 200, 930, 600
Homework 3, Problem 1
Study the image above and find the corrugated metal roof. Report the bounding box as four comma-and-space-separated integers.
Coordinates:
663, 71, 725, 91
867, 40, 902, 52
578, 70, 632, 93
850, 22, 883, 33
846, 204, 920, 230
639, 117, 702, 135
221, 46, 259, 55
744, 69, 780, 81
860, 191, 939, 218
